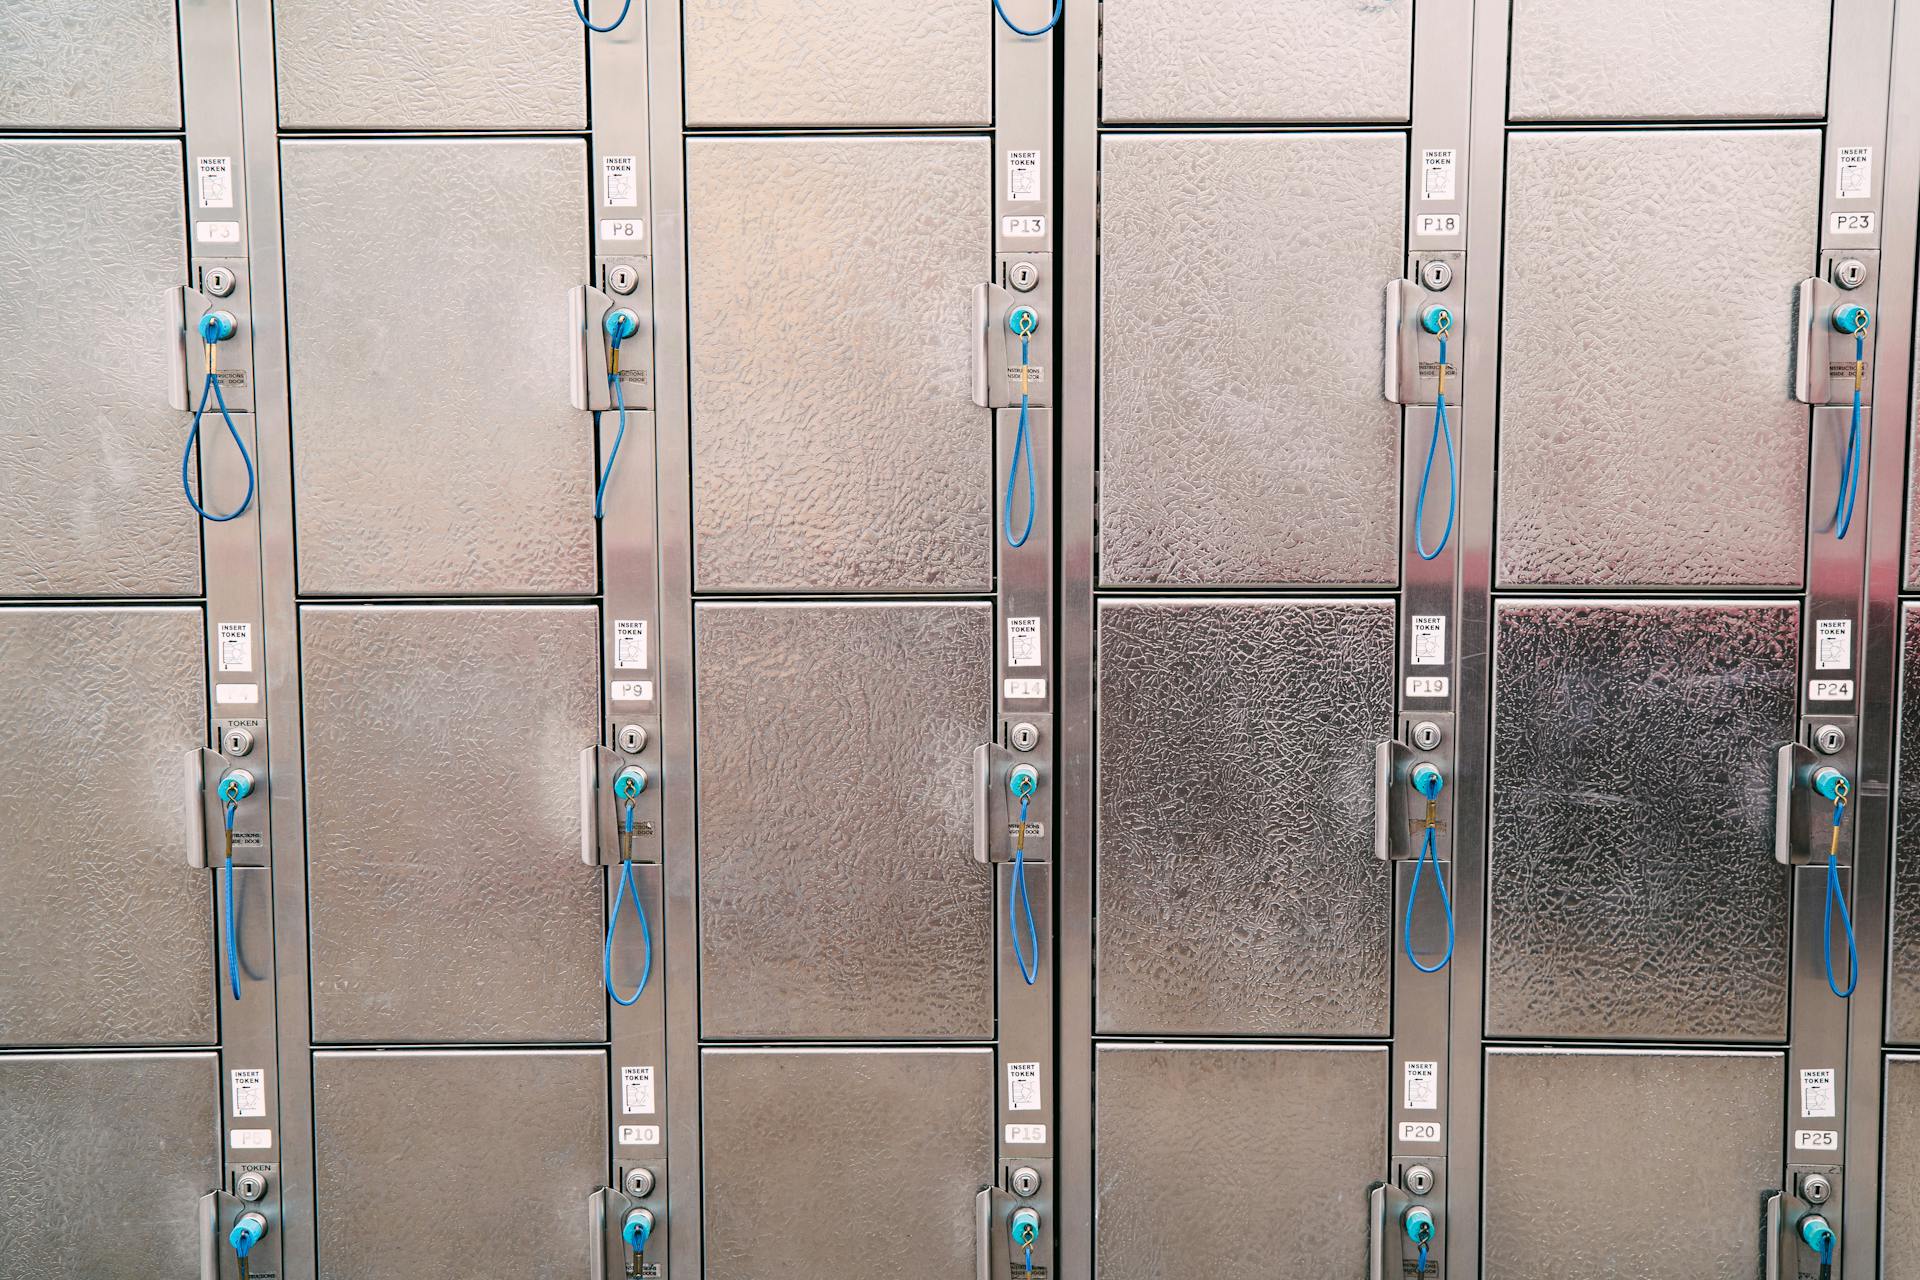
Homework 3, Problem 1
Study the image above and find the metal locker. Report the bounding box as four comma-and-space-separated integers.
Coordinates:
1100, 0, 1411, 124
300, 605, 603, 1043
1483, 1049, 1782, 1278
1890, 606, 1920, 1040
1098, 133, 1405, 587
702, 1047, 995, 1280
1487, 601, 1799, 1040
1496, 130, 1820, 588
1093, 1045, 1386, 1278
683, 0, 989, 128
694, 601, 994, 1039
0, 608, 211, 1047
313, 1050, 606, 1280
686, 137, 992, 594
274, 0, 585, 130
1885, 1058, 1920, 1278
1094, 599, 1395, 1035
282, 139, 595, 596
0, 0, 181, 129
0, 141, 198, 597
0, 1053, 220, 1279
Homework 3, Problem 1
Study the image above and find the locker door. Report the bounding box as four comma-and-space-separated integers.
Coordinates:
1891, 606, 1920, 1040
702, 1048, 995, 1280
1884, 1057, 1920, 1278
0, 0, 181, 129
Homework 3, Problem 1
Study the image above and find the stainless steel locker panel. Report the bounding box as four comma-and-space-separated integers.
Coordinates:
0, 141, 197, 597
695, 602, 993, 1039
0, 608, 210, 1047
274, 0, 585, 130
1094, 599, 1395, 1035
686, 137, 992, 594
0, 1, 181, 129
301, 605, 603, 1043
0, 1053, 219, 1279
1497, 130, 1819, 588
1098, 133, 1404, 588
283, 139, 594, 596
314, 1050, 605, 1280
1509, 0, 1829, 121
1100, 0, 1411, 124
1488, 601, 1799, 1040
1886, 1057, 1920, 1275
1094, 1045, 1386, 1278
684, 0, 989, 128
1889, 606, 1920, 1040
703, 1047, 994, 1280
1483, 1048, 1782, 1279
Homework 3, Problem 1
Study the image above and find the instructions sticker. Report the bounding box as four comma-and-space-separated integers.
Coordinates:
619, 1124, 661, 1146
1007, 1062, 1042, 1112
1008, 617, 1043, 669
218, 622, 253, 673
603, 155, 639, 208
1007, 150, 1041, 203
1837, 147, 1872, 200
1005, 1124, 1047, 1145
197, 156, 234, 209
1816, 619, 1852, 671
230, 1129, 272, 1149
614, 619, 649, 671
622, 1065, 656, 1115
1421, 149, 1456, 202
1410, 616, 1446, 667
230, 1068, 266, 1118
1403, 1061, 1438, 1111
1800, 1068, 1836, 1119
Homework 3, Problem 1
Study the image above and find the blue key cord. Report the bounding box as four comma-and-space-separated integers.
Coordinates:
1010, 795, 1041, 985
604, 804, 652, 1006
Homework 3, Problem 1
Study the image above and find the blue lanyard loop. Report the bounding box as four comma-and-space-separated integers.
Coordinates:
594, 323, 632, 520
223, 801, 241, 1001
1413, 327, 1456, 560
1010, 793, 1041, 985
1404, 766, 1453, 974
181, 349, 255, 522
1825, 785, 1857, 999
571, 0, 632, 31
993, 0, 1062, 36
604, 801, 653, 1006
1004, 333, 1038, 548
1833, 329, 1865, 539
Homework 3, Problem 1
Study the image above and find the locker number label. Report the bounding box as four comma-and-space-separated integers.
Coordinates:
1809, 679, 1854, 702
621, 1065, 656, 1115
1008, 617, 1043, 668
1832, 211, 1876, 235
1005, 1123, 1047, 1145
619, 1124, 661, 1146
218, 622, 253, 673
614, 619, 649, 671
1007, 1062, 1043, 1112
1795, 1128, 1840, 1152
1003, 215, 1047, 238
1007, 151, 1041, 203
230, 1128, 272, 1149
1005, 678, 1046, 701
1403, 1061, 1438, 1111
611, 680, 655, 704
1398, 1121, 1442, 1143
1410, 616, 1446, 667
1421, 150, 1457, 202
599, 219, 644, 243
1800, 1068, 1836, 1119
215, 683, 259, 705
230, 1068, 266, 1118
1405, 676, 1448, 699
1416, 214, 1461, 237
1816, 619, 1852, 671
1836, 147, 1872, 200
197, 156, 234, 209
602, 155, 639, 208
197, 220, 242, 245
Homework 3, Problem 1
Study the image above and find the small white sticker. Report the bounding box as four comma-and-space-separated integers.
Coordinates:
197, 220, 242, 245
1800, 1068, 1837, 1119
614, 619, 649, 671
622, 1065, 656, 1115
600, 218, 645, 243
602, 155, 639, 208
218, 622, 253, 673
1810, 679, 1854, 702
1004, 1123, 1047, 1145
611, 680, 655, 703
1008, 617, 1043, 669
230, 1068, 266, 1118
1403, 1061, 1438, 1111
1007, 150, 1041, 203
1007, 1062, 1043, 1112
229, 1128, 272, 1149
1837, 147, 1872, 200
1410, 616, 1446, 668
1421, 149, 1457, 202
1832, 211, 1876, 235
1816, 619, 1852, 671
1796, 1128, 1840, 1152
1405, 676, 1449, 699
619, 1124, 661, 1146
1416, 213, 1462, 237
1004, 678, 1046, 701
1398, 1121, 1442, 1143
1003, 215, 1046, 237
215, 683, 259, 705
197, 156, 234, 209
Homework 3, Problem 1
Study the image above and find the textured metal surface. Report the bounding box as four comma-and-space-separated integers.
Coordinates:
0, 608, 210, 1047
0, 0, 181, 129
684, 0, 988, 127
1101, 0, 1410, 124
282, 139, 595, 596
1094, 1045, 1384, 1278
1509, 0, 1829, 120
1094, 599, 1395, 1035
1497, 130, 1819, 588
314, 1050, 604, 1280
1483, 1049, 1782, 1279
703, 1048, 993, 1280
1890, 606, 1920, 1040
1099, 133, 1404, 587
694, 602, 993, 1039
1488, 601, 1799, 1040
275, 0, 585, 129
0, 1053, 219, 1279
301, 605, 603, 1043
0, 141, 197, 597
686, 137, 991, 593
1887, 1058, 1920, 1272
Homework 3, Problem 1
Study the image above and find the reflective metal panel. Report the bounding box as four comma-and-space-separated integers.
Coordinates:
0, 1053, 219, 1279
1886, 1058, 1920, 1273
1497, 130, 1819, 588
275, 0, 585, 130
314, 1050, 605, 1280
1101, 0, 1410, 124
1889, 606, 1920, 1040
1488, 601, 1798, 1040
0, 608, 210, 1047
684, 0, 989, 127
687, 138, 991, 593
695, 602, 993, 1039
703, 1048, 993, 1280
1094, 599, 1394, 1035
302, 605, 603, 1043
1509, 0, 1829, 121
1483, 1049, 1782, 1279
283, 139, 594, 596
0, 0, 180, 129
1099, 133, 1404, 587
1094, 1045, 1385, 1278
0, 141, 196, 597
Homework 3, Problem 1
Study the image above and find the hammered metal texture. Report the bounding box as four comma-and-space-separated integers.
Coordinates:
0, 0, 180, 129
1488, 601, 1798, 1040
0, 608, 211, 1047
695, 602, 994, 1039
1510, 0, 1829, 120
1886, 1058, 1920, 1274
275, 0, 584, 129
1099, 134, 1404, 587
703, 1048, 993, 1280
687, 138, 992, 593
1484, 1049, 1782, 1279
1095, 599, 1395, 1035
315, 1050, 604, 1280
685, 0, 989, 127
302, 605, 604, 1043
0, 1053, 219, 1279
1498, 131, 1818, 588
0, 141, 198, 596
1889, 607, 1920, 1040
283, 140, 595, 596
1101, 0, 1410, 124
1094, 1045, 1385, 1278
